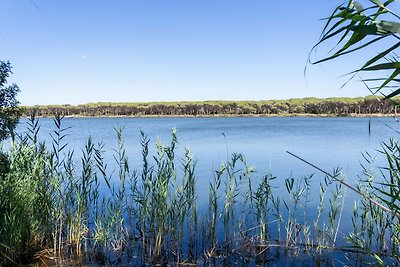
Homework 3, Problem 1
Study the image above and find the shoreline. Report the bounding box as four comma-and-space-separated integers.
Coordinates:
24, 96, 400, 119
26, 113, 398, 119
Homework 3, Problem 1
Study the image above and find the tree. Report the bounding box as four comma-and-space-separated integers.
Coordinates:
0, 61, 21, 141
311, 0, 400, 99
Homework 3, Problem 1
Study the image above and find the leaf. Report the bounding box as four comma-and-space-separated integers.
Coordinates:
336, 25, 374, 53
364, 78, 400, 82
362, 41, 400, 69
314, 35, 385, 64
312, 0, 400, 99
318, 21, 357, 45
378, 68, 400, 90
324, 19, 356, 47
370, 0, 384, 7
320, 4, 347, 37
354, 1, 364, 12
348, 24, 381, 35
383, 0, 396, 7
321, 12, 370, 42
362, 62, 400, 71
383, 86, 400, 99
370, 0, 400, 20
374, 20, 400, 34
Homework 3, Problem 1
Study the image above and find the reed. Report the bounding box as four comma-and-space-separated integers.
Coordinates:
0, 115, 399, 266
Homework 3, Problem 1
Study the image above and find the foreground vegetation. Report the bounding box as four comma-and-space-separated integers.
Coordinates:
0, 114, 398, 266
311, 0, 400, 100
26, 96, 400, 117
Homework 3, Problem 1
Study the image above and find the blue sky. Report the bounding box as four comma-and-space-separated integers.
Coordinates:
1, 1, 371, 106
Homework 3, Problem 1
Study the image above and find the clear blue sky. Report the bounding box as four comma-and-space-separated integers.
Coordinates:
1, 1, 370, 106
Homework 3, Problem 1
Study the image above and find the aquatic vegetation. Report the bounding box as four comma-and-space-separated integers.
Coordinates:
0, 114, 398, 266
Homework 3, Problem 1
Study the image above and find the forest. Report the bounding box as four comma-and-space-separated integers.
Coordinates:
25, 96, 399, 117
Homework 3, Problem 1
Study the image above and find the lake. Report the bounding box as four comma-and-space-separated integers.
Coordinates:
25, 116, 397, 175
14, 116, 400, 264
21, 116, 396, 207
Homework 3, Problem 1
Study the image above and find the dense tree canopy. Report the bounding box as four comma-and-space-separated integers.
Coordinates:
26, 97, 397, 117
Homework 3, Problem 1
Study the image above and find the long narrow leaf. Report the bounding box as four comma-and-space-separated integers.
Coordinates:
362, 62, 400, 71
320, 4, 347, 38
378, 68, 400, 89
363, 77, 400, 82
314, 35, 385, 64
336, 26, 371, 54
363, 41, 400, 69
318, 21, 358, 45
370, 0, 400, 20
383, 86, 400, 99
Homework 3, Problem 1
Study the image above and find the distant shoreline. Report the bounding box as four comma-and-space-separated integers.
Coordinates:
28, 113, 396, 119
23, 96, 399, 118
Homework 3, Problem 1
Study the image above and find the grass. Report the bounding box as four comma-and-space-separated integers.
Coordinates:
0, 114, 399, 266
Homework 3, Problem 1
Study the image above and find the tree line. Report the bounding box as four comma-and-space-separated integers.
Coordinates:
25, 97, 399, 117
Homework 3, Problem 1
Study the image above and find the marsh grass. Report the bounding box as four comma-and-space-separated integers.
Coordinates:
0, 114, 398, 266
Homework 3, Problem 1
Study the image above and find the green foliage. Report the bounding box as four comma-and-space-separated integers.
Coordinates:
343, 139, 400, 264
0, 138, 51, 263
312, 0, 400, 98
0, 61, 21, 141
24, 96, 400, 117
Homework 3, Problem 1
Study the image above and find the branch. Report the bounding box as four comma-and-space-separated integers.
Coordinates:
286, 151, 400, 220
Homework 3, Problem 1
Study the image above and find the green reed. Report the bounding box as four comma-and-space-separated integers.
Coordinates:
206, 162, 223, 254
283, 174, 312, 248
345, 140, 400, 265
0, 114, 399, 266
0, 115, 51, 263
252, 172, 275, 245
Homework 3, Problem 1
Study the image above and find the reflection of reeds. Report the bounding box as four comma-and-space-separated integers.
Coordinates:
0, 114, 399, 266
288, 151, 400, 265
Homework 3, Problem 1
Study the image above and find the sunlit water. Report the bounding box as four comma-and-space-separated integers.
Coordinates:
16, 116, 400, 246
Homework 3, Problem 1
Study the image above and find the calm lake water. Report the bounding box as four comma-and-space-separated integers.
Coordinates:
21, 116, 398, 182
18, 116, 400, 235
25, 116, 397, 172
